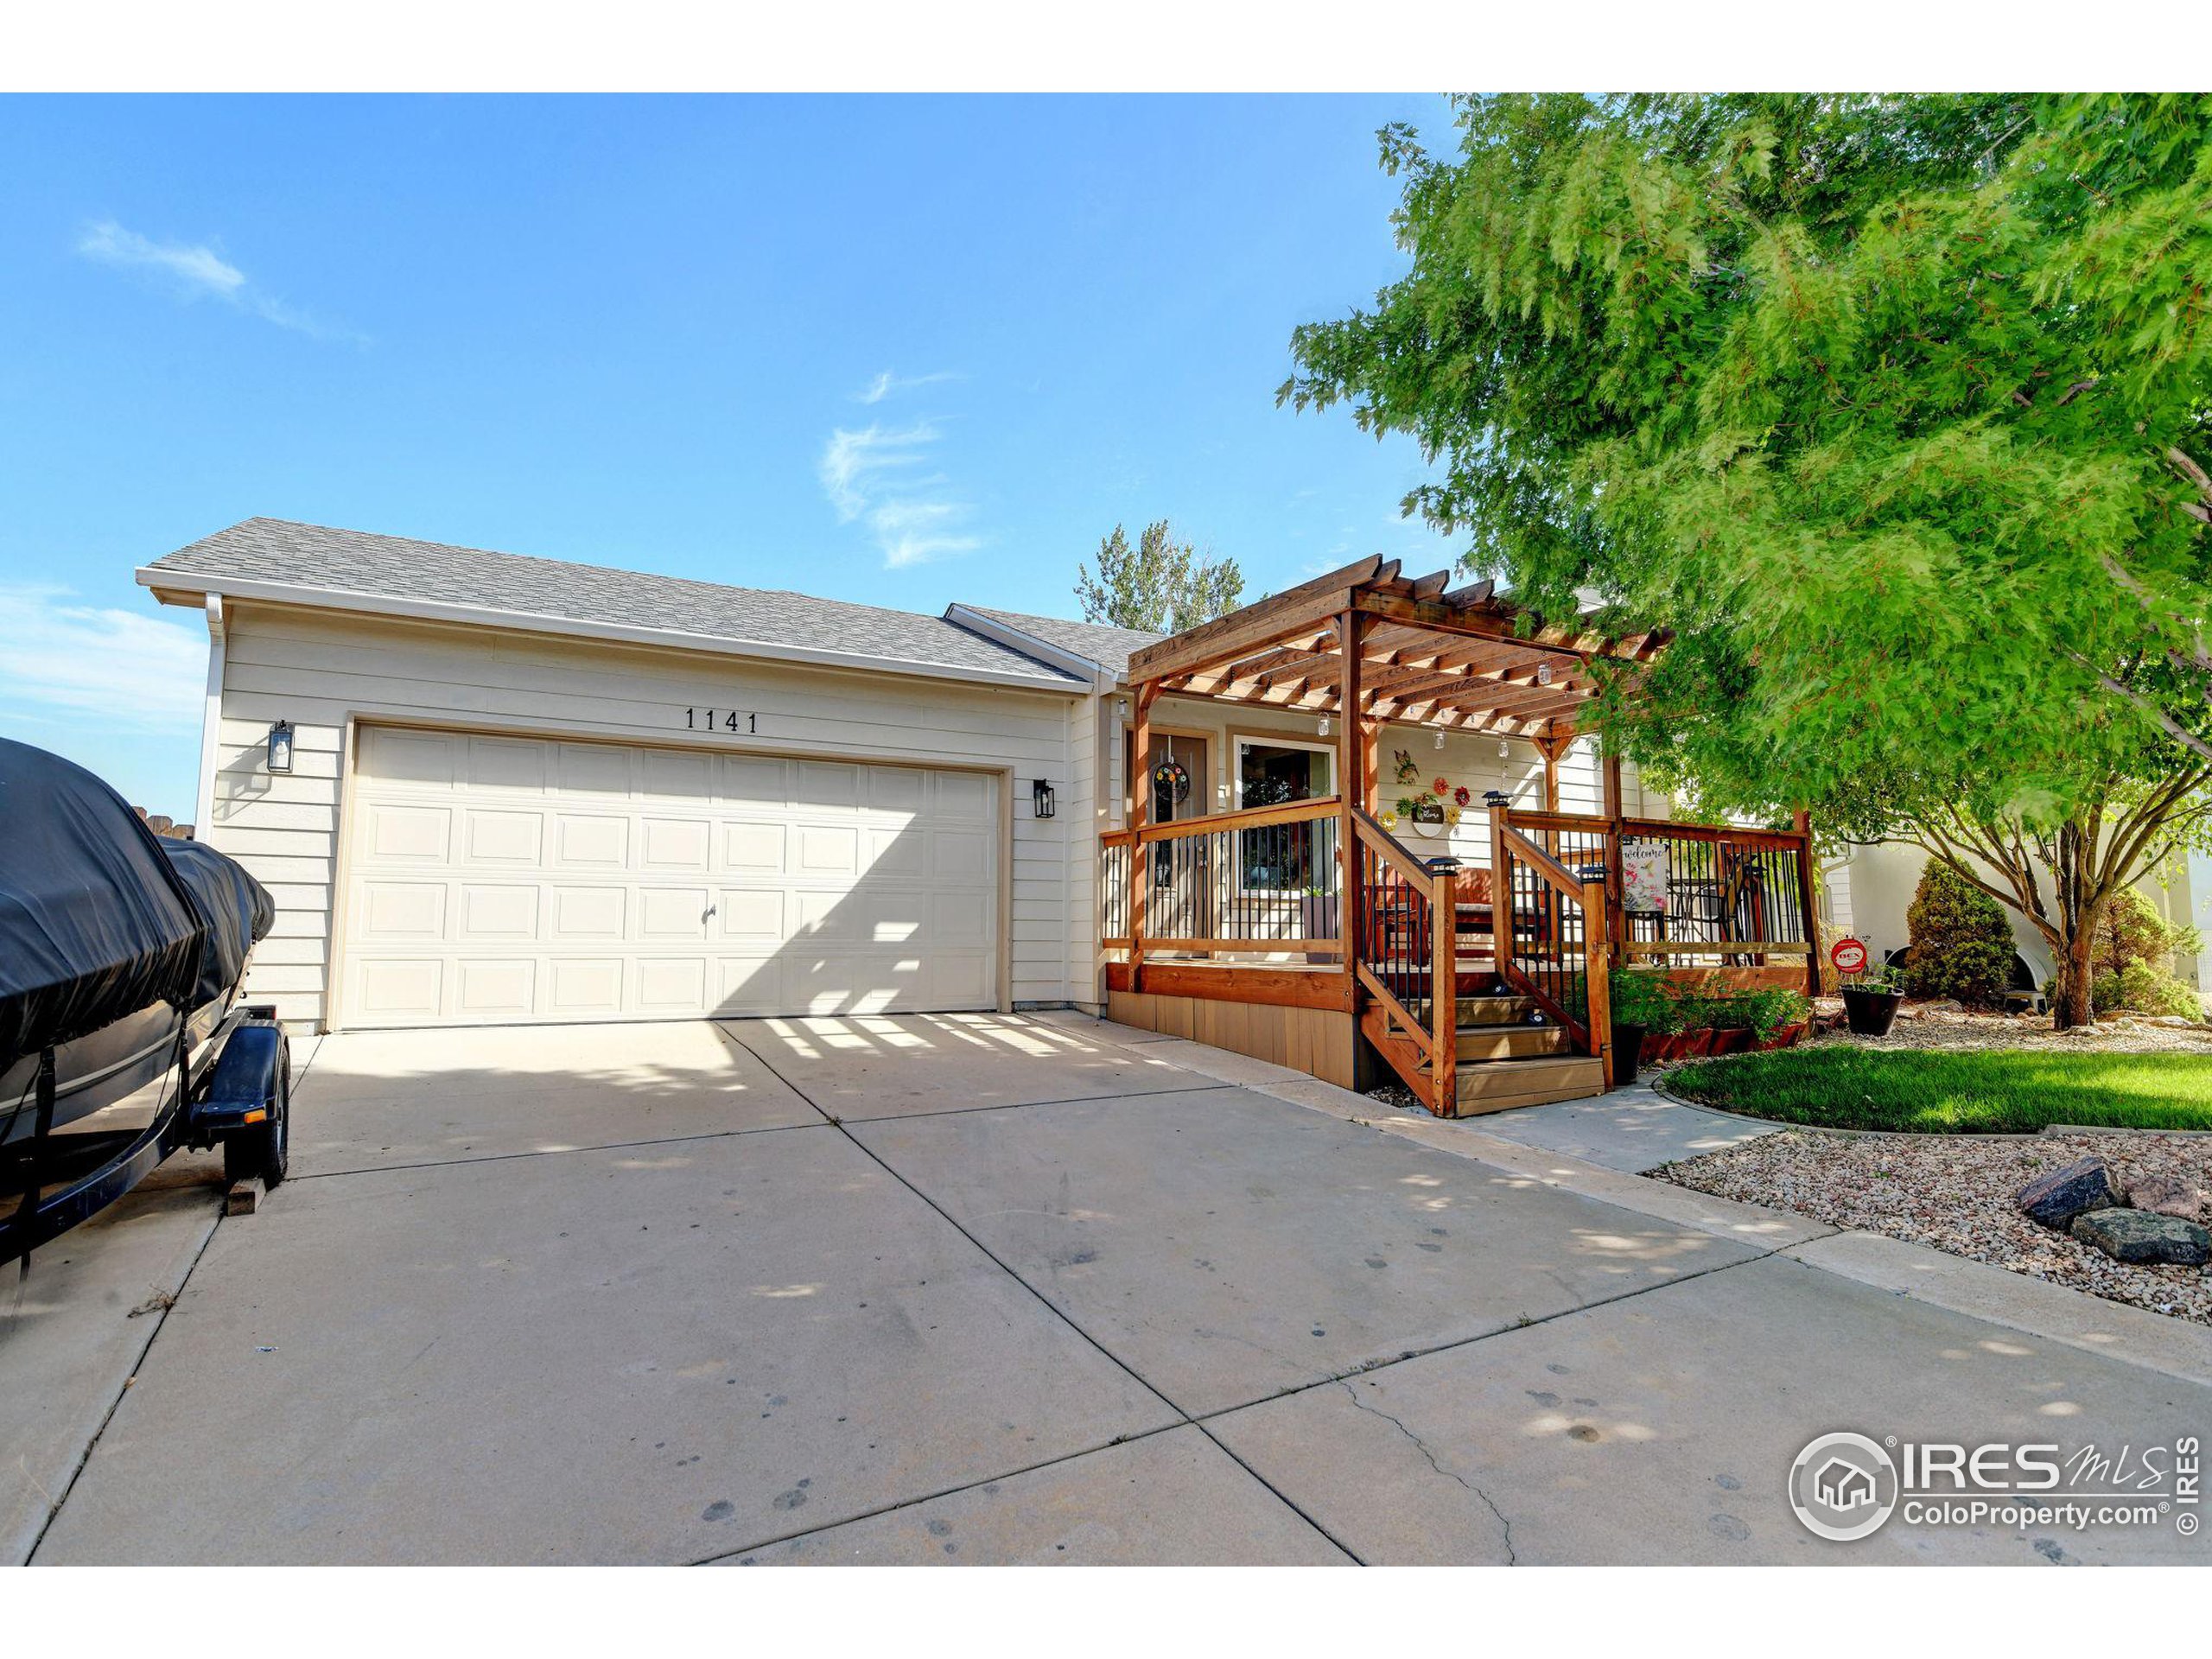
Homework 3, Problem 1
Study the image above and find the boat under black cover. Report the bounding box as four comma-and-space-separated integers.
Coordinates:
2, 737, 284, 1262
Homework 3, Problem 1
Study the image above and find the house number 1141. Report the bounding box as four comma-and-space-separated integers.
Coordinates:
685, 709, 757, 734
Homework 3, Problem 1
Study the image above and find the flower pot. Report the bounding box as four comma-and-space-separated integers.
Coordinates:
1840, 987, 1903, 1037
1610, 1022, 1647, 1086
1752, 1020, 1808, 1052
1679, 1028, 1717, 1058
1300, 893, 1340, 966
1710, 1027, 1753, 1056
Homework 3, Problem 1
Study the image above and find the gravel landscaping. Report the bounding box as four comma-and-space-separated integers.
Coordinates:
1660, 1128, 2212, 1325
1804, 1002, 2212, 1055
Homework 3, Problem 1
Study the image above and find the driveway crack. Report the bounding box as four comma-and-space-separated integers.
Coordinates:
1337, 1380, 1516, 1565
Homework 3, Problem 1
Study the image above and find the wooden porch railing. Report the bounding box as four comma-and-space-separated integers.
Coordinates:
1351, 808, 1459, 1114
1102, 796, 1344, 959
1498, 808, 1819, 991
1491, 810, 1611, 1086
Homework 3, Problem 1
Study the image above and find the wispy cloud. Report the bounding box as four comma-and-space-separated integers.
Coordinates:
76, 219, 362, 344
817, 419, 982, 569
0, 586, 205, 736
854, 368, 961, 405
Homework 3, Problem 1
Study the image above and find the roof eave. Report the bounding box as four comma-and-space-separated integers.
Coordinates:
138, 569, 1087, 697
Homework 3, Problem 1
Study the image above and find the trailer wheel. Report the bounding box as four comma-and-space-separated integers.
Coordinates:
222, 1025, 290, 1190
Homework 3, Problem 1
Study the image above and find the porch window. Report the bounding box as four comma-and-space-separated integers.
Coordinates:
1235, 738, 1334, 893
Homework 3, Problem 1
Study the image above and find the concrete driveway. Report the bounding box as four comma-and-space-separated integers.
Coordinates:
14, 1012, 2211, 1565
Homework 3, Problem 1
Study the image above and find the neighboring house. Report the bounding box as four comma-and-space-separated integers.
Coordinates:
1824, 842, 2212, 1000
139, 520, 1674, 1038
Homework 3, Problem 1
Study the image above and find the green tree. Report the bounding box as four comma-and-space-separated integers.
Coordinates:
1283, 94, 2212, 1027
1075, 520, 1243, 633
1905, 861, 2017, 1007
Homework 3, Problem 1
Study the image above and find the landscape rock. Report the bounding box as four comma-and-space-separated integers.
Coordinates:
2126, 1173, 2207, 1222
2015, 1156, 2123, 1230
2070, 1209, 2212, 1267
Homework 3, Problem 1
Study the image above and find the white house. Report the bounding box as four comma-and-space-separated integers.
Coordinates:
140, 518, 1652, 1035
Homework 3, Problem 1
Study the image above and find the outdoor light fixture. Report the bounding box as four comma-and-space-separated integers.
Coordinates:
1483, 789, 1510, 808
1433, 728, 1446, 749
1498, 740, 1510, 759
1536, 661, 1554, 685
266, 720, 295, 774
1031, 777, 1057, 819
1317, 716, 1332, 737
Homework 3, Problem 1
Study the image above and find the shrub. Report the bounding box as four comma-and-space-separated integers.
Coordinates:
1601, 972, 1808, 1038
2092, 960, 2203, 1020
2081, 889, 2202, 1020
1904, 861, 2014, 1008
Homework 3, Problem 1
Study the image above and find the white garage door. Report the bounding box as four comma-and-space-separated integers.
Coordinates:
339, 726, 1000, 1028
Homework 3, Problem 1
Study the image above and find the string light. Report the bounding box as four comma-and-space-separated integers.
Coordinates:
1318, 715, 1332, 737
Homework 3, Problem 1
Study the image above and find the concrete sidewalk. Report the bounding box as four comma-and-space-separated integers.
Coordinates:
13, 1012, 2211, 1564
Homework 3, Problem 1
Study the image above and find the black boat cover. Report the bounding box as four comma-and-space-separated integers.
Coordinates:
0, 737, 236, 1077
159, 838, 276, 1014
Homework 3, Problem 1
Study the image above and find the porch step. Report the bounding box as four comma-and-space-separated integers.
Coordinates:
1456, 1024, 1569, 1062
1456, 994, 1544, 1026
1452, 1053, 1605, 1115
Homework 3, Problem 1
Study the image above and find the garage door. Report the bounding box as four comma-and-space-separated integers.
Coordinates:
338, 726, 1000, 1027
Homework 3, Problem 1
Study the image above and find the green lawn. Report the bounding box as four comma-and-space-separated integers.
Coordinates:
1665, 1046, 2212, 1134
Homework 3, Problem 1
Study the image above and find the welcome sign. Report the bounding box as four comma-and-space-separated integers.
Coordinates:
1621, 841, 1668, 913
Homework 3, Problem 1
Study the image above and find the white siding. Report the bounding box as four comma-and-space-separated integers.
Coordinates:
202, 604, 1080, 1027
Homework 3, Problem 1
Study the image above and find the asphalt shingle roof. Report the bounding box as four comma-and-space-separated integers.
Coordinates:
144, 519, 1084, 687
953, 605, 1162, 680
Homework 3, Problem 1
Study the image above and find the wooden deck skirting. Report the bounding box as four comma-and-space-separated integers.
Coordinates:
1104, 555, 1819, 1117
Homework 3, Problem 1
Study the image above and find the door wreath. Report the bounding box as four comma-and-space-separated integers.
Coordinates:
1152, 758, 1192, 805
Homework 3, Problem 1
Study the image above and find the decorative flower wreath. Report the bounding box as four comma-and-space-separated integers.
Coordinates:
1452, 785, 1472, 808
1151, 759, 1192, 804
1446, 805, 1464, 826
1433, 778, 1450, 797
1379, 810, 1400, 830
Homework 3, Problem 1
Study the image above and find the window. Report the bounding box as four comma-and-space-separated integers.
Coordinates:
1235, 738, 1334, 893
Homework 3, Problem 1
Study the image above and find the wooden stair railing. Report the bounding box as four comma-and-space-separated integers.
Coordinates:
1351, 807, 1459, 1113
1489, 807, 1614, 1090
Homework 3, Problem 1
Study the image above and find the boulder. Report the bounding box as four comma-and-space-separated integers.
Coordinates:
2126, 1173, 2206, 1223
2015, 1157, 2123, 1230
2070, 1209, 2212, 1267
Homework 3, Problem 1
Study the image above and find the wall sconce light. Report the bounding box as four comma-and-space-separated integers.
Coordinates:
266, 720, 295, 774
1031, 778, 1057, 819
1482, 789, 1510, 809
1317, 715, 1332, 737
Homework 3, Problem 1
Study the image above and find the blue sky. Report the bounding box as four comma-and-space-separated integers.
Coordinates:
0, 94, 1465, 816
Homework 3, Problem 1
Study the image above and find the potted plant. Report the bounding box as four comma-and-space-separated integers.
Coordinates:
1840, 964, 1905, 1036
1300, 884, 1340, 965
1745, 988, 1813, 1050
1605, 969, 1676, 1085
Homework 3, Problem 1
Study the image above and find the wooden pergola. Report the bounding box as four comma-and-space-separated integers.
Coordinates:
1122, 553, 1668, 817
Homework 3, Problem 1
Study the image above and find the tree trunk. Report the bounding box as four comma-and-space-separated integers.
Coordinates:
2050, 899, 2104, 1030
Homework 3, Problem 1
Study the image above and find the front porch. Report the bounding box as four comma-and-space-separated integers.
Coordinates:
1096, 556, 1821, 1116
